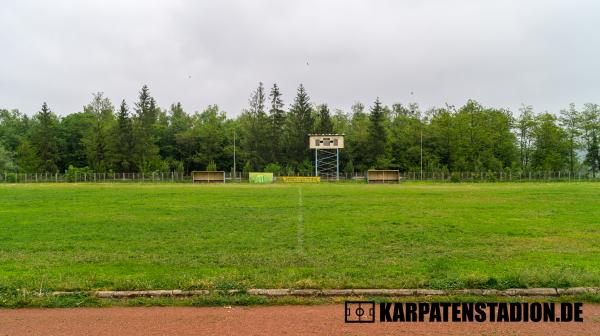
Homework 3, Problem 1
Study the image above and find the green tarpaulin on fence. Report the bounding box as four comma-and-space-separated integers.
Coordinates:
249, 172, 274, 184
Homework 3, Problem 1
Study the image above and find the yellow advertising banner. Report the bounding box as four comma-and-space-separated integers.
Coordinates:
280, 176, 321, 183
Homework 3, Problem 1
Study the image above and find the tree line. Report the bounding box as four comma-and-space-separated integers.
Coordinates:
1, 83, 599, 177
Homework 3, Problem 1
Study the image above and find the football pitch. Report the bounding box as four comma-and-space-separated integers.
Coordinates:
0, 182, 599, 294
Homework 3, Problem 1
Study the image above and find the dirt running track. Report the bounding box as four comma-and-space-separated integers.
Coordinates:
1, 305, 600, 335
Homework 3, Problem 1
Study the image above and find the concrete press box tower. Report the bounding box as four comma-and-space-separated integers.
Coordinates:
309, 134, 344, 180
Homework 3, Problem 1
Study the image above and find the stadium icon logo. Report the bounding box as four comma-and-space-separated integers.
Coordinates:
345, 301, 375, 323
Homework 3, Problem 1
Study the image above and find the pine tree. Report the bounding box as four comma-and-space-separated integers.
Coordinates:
367, 98, 388, 167
113, 100, 135, 172
317, 104, 333, 134
31, 102, 59, 172
132, 85, 160, 172
249, 82, 266, 115
239, 82, 271, 170
269, 84, 285, 127
287, 84, 314, 167
135, 85, 157, 128
268, 83, 285, 163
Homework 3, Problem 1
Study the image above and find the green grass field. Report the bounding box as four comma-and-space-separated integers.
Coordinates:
1, 182, 599, 295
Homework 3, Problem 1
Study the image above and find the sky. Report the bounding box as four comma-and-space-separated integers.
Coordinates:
1, 0, 599, 117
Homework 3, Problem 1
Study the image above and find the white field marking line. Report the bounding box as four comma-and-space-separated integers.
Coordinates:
297, 186, 305, 255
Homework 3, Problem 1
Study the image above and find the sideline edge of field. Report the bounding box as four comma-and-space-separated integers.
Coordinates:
43, 287, 600, 298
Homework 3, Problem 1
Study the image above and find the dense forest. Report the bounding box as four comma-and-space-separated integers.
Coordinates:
1, 83, 599, 177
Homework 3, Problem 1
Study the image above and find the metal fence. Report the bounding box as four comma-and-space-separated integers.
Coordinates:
0, 172, 192, 183
398, 171, 600, 182
0, 172, 367, 183
0, 171, 599, 183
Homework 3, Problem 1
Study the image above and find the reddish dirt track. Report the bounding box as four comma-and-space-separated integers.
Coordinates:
1, 304, 600, 336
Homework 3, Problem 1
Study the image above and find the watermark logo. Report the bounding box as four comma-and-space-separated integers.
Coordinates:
345, 301, 375, 323
344, 301, 584, 323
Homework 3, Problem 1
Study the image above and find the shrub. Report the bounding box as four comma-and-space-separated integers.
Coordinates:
283, 165, 295, 176
450, 172, 461, 183
242, 161, 252, 175
486, 170, 497, 182
344, 161, 355, 175
206, 160, 217, 171
4, 173, 18, 183
263, 163, 282, 175
298, 160, 313, 176
64, 165, 93, 182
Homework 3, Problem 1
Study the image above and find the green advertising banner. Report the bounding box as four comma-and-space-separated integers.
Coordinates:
249, 172, 274, 184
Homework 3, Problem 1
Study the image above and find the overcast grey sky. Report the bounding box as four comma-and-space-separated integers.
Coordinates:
1, 0, 599, 117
